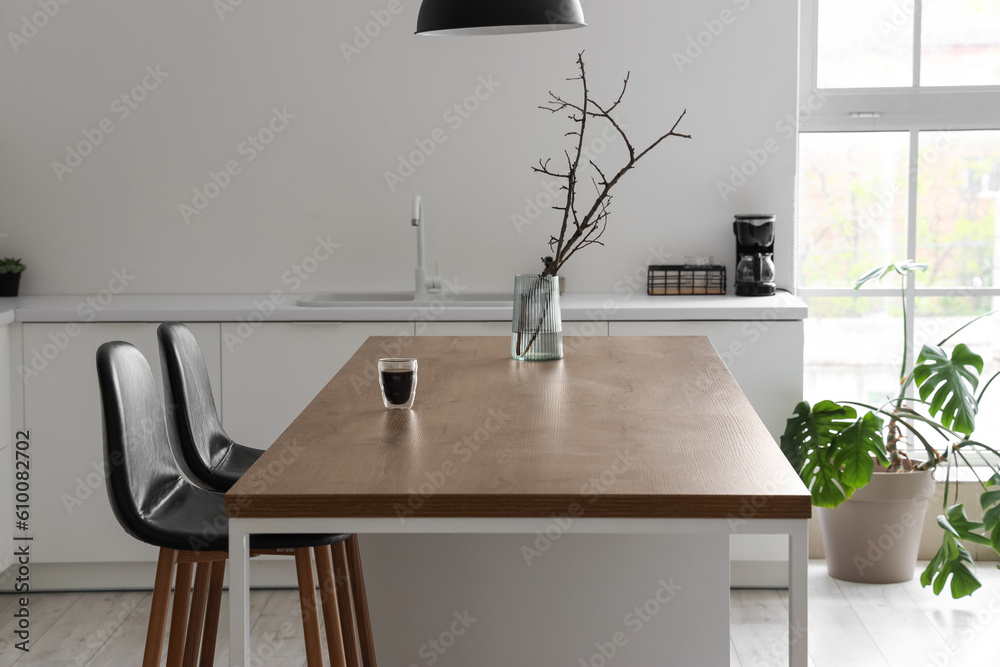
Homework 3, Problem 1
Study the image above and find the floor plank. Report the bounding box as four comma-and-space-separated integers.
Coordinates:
731, 623, 789, 666
0, 593, 80, 667
83, 592, 154, 667
22, 591, 148, 665
834, 576, 955, 663
731, 589, 789, 625
211, 589, 281, 665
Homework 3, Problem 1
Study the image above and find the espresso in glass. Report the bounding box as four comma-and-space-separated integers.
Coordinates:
378, 358, 417, 409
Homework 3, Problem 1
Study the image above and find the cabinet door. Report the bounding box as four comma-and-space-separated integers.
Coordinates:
21, 323, 221, 563
608, 321, 803, 441
220, 322, 414, 447
0, 439, 10, 576
0, 326, 11, 573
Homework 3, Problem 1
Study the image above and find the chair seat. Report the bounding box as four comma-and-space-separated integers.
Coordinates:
210, 441, 264, 487
128, 478, 346, 552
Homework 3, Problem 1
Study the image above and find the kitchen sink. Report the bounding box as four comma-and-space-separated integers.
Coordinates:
296, 292, 512, 307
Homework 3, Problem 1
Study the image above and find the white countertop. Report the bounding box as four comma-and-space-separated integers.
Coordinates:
0, 291, 806, 323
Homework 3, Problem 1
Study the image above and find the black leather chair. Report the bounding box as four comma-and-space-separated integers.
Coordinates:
97, 341, 351, 667
157, 321, 377, 667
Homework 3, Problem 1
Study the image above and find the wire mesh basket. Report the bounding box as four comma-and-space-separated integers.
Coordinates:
647, 265, 726, 295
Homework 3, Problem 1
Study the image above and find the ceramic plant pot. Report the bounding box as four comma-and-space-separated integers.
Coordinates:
817, 466, 935, 583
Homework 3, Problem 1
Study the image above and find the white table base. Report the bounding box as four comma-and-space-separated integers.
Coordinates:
228, 517, 808, 667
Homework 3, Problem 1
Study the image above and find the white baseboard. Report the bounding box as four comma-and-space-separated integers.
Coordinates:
730, 559, 789, 588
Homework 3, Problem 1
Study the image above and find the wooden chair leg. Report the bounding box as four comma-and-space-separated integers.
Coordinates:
315, 545, 348, 667
346, 535, 378, 667
294, 547, 325, 667
199, 560, 227, 667
182, 562, 212, 665
144, 548, 178, 667
165, 561, 195, 667
332, 540, 361, 666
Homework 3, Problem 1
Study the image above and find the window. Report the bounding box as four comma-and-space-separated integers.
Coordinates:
797, 0, 1000, 452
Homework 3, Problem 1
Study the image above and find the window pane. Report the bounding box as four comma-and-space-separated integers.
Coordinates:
803, 297, 903, 407
915, 130, 1000, 288
921, 0, 1000, 86
799, 133, 910, 288
913, 297, 1000, 465
817, 0, 914, 88
805, 296, 1000, 466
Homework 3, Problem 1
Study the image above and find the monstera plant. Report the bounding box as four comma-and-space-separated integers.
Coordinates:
780, 260, 1000, 598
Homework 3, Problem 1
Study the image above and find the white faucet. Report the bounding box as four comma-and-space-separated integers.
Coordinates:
412, 195, 442, 295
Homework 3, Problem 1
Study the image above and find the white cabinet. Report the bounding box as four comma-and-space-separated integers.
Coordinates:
0, 444, 11, 576
220, 322, 415, 447
21, 323, 221, 563
609, 321, 803, 441
0, 326, 12, 573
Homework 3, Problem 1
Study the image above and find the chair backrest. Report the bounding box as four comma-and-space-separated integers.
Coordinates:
157, 322, 233, 482
96, 341, 185, 548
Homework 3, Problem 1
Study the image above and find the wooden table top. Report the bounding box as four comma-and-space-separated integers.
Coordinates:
226, 336, 810, 520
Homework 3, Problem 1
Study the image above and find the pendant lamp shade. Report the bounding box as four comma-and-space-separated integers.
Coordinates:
416, 0, 586, 36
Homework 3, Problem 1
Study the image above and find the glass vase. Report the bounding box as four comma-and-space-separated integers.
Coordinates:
511, 274, 563, 361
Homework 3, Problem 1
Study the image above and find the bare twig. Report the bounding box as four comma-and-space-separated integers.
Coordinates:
536, 53, 691, 278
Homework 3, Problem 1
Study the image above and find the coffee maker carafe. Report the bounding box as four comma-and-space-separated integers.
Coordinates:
733, 214, 775, 296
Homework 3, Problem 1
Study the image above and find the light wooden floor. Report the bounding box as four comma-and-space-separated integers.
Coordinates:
731, 562, 1000, 667
0, 562, 998, 666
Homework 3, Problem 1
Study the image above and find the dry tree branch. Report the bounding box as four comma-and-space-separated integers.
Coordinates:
533, 158, 567, 179
535, 52, 691, 278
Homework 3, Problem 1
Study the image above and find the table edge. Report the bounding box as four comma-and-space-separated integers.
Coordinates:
225, 493, 813, 520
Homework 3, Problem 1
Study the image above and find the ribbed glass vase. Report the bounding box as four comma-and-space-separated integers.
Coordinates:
511, 274, 563, 361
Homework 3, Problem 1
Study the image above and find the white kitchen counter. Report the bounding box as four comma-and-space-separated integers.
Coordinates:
6, 291, 806, 323
0, 300, 16, 326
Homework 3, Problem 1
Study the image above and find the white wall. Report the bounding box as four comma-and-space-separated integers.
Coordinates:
0, 0, 798, 296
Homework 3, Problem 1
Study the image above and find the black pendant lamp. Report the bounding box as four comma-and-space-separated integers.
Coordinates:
416, 0, 586, 36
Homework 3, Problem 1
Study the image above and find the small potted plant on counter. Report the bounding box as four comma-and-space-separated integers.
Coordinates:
0, 258, 26, 297
780, 260, 1000, 598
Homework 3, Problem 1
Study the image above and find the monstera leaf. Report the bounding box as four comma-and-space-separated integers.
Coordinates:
980, 473, 1000, 556
802, 449, 854, 509
831, 411, 887, 489
921, 504, 987, 598
780, 400, 854, 472
779, 401, 881, 508
913, 343, 983, 437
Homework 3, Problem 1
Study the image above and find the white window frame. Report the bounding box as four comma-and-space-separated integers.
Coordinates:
797, 0, 1000, 372
799, 0, 1000, 130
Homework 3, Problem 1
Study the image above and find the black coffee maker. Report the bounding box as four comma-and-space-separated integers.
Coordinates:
733, 214, 776, 296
